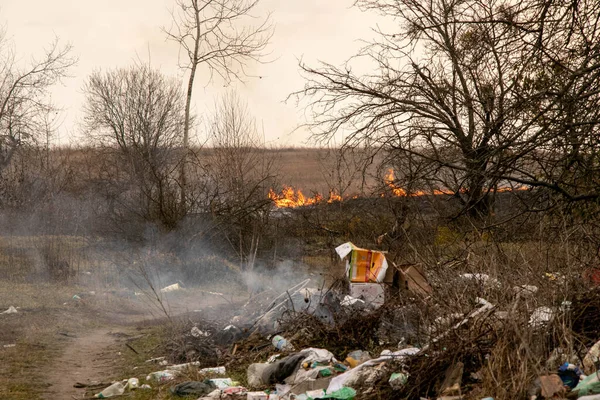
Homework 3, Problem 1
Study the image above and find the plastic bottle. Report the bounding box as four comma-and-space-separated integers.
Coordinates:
272, 335, 294, 351
95, 381, 125, 398
200, 366, 227, 375
169, 361, 201, 370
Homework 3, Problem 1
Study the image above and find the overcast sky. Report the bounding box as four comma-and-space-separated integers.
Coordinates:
1, 0, 383, 146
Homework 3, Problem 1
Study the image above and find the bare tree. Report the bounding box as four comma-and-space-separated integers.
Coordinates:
294, 0, 600, 217
0, 30, 75, 172
318, 144, 375, 199
82, 65, 188, 233
206, 91, 275, 270
164, 0, 273, 211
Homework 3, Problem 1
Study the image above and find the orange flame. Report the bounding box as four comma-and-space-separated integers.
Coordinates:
384, 169, 407, 197
268, 169, 528, 208
268, 186, 341, 208
327, 190, 343, 203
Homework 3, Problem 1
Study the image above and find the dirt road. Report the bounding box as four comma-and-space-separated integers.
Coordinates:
45, 327, 127, 398
39, 290, 233, 399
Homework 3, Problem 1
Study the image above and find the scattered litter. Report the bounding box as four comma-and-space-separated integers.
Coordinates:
191, 326, 210, 337
399, 264, 433, 296
340, 295, 365, 307
529, 306, 553, 327
73, 294, 81, 300
558, 362, 583, 389
223, 386, 247, 395
513, 285, 538, 296
313, 387, 356, 399
145, 356, 166, 363
247, 391, 270, 400
389, 372, 409, 389
345, 350, 371, 368
94, 381, 125, 398
169, 361, 201, 370
139, 384, 151, 389
200, 366, 226, 375
247, 354, 306, 388
125, 377, 139, 390
3, 344, 16, 348
460, 273, 500, 287
574, 370, 600, 396
530, 374, 566, 399
439, 362, 464, 397
272, 335, 295, 351
335, 242, 389, 283
268, 354, 281, 363
146, 369, 178, 382
209, 378, 234, 389
1, 306, 18, 314
328, 347, 420, 392
160, 283, 181, 293
349, 283, 385, 308
300, 348, 337, 364
584, 339, 600, 375
170, 380, 217, 396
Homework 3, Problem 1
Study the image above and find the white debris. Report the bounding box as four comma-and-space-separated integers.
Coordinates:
460, 273, 501, 287
513, 285, 538, 296
1, 306, 18, 314
168, 361, 201, 370
200, 366, 226, 375
145, 356, 166, 363
160, 283, 181, 293
146, 369, 178, 382
328, 347, 420, 392
3, 344, 16, 348
191, 326, 210, 338
341, 295, 365, 306
529, 306, 553, 327
267, 354, 281, 363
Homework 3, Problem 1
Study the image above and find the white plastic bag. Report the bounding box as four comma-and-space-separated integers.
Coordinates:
95, 381, 125, 398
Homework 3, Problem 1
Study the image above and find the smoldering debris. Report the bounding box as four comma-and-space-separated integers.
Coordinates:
73, 243, 600, 400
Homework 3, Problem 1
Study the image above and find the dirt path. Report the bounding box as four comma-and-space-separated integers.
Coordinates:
44, 327, 132, 399
40, 291, 233, 399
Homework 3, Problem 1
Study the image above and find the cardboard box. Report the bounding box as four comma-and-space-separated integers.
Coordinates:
399, 264, 432, 296
335, 242, 389, 283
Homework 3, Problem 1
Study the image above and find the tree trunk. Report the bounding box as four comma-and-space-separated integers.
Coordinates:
180, 0, 201, 217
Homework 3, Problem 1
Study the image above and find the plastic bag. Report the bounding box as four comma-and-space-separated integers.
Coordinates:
95, 382, 125, 398
575, 373, 600, 397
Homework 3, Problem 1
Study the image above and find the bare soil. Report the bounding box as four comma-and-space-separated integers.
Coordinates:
45, 327, 128, 399
34, 289, 236, 399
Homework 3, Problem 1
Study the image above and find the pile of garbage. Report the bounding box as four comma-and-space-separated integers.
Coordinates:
89, 242, 600, 399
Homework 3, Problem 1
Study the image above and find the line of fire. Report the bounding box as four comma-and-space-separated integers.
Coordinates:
268, 169, 528, 208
